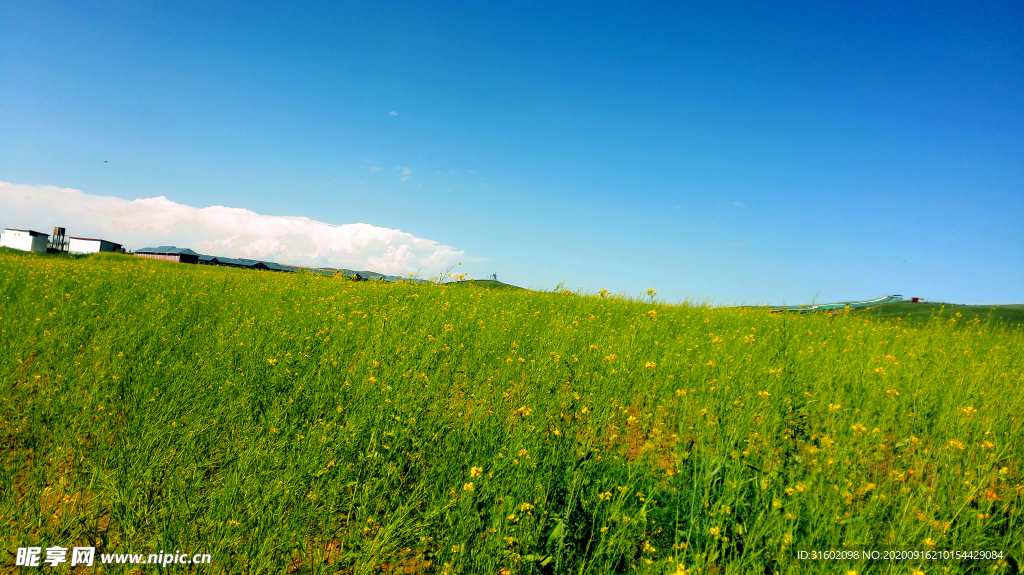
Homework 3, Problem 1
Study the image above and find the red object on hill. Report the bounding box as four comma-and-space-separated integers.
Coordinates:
911, 297, 920, 302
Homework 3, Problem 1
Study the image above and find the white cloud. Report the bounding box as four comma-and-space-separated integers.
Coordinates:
396, 166, 413, 181
360, 162, 382, 175
733, 201, 743, 207
0, 181, 466, 274
390, 110, 399, 116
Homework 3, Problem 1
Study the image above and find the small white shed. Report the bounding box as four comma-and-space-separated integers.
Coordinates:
0, 228, 49, 253
68, 237, 125, 254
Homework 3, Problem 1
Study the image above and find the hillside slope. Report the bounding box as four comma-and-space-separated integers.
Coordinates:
1, 250, 1021, 573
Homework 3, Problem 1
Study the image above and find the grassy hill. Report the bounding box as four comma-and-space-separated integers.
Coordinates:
446, 279, 523, 290
849, 301, 1024, 328
1, 250, 1022, 573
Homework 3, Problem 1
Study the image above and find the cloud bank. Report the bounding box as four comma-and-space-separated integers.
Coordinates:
0, 182, 465, 273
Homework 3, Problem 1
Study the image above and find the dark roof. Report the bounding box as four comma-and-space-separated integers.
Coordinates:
4, 228, 48, 237
215, 257, 271, 269
263, 262, 296, 271
70, 237, 123, 247
136, 246, 199, 256
197, 254, 296, 271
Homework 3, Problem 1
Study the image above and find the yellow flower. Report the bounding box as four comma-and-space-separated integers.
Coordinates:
948, 439, 965, 450
644, 362, 656, 369
647, 289, 657, 297
267, 358, 277, 366
470, 466, 483, 478
829, 403, 841, 411
709, 526, 720, 537
598, 491, 612, 501
646, 310, 657, 319
758, 390, 770, 399
462, 482, 474, 492
604, 354, 617, 362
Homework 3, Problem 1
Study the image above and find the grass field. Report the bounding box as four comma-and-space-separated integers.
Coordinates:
849, 303, 1024, 329
448, 280, 522, 291
1, 249, 1022, 574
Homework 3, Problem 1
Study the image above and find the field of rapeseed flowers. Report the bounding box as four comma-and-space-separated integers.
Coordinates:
1, 248, 1022, 574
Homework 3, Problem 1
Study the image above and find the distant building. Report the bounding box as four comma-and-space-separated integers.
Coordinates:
135, 246, 200, 264
199, 254, 298, 272
68, 237, 125, 254
214, 257, 271, 270
1, 228, 50, 253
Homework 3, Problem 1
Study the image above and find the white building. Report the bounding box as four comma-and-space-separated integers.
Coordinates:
68, 237, 125, 254
0, 228, 49, 253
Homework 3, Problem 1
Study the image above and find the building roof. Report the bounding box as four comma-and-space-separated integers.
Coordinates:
263, 262, 297, 271
3, 228, 49, 237
70, 237, 123, 247
136, 246, 199, 255
213, 257, 271, 269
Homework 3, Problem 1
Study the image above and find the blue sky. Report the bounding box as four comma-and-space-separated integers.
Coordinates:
2, 1, 1021, 304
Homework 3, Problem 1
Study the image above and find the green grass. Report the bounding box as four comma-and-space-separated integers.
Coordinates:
447, 279, 523, 290
849, 302, 1024, 328
1, 250, 1022, 574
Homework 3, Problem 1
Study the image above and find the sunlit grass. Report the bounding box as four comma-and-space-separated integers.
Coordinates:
1, 249, 1021, 574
